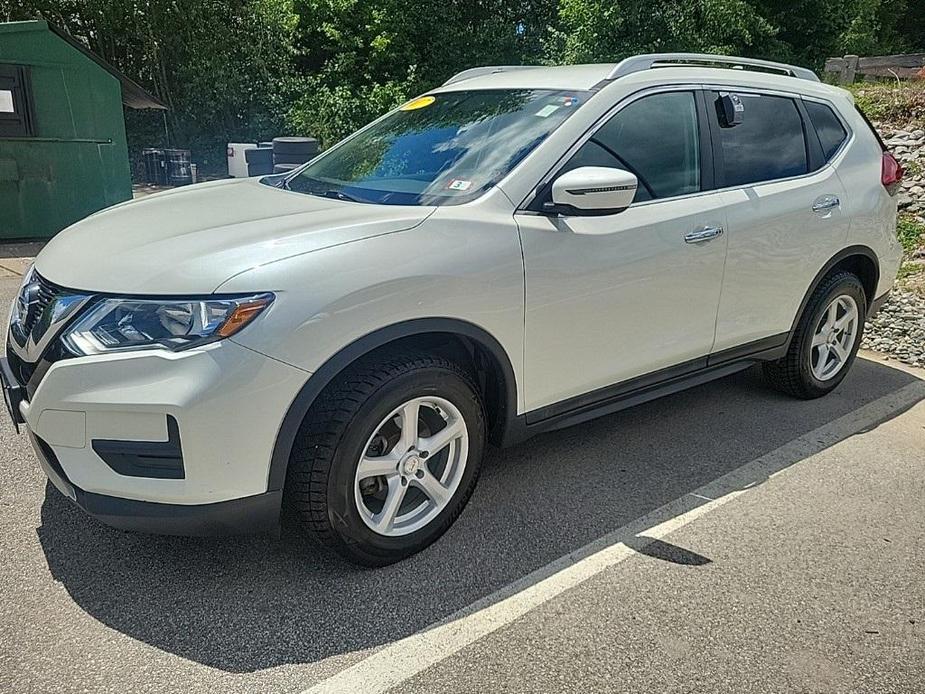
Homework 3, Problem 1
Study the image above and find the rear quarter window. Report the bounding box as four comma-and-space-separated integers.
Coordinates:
805, 101, 848, 161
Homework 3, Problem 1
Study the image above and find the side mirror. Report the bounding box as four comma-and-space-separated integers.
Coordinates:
550, 166, 638, 215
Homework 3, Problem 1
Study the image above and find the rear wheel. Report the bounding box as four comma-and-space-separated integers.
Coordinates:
763, 272, 866, 399
285, 353, 485, 566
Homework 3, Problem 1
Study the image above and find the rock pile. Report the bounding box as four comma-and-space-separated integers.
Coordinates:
879, 125, 925, 217
863, 123, 924, 367
862, 289, 925, 367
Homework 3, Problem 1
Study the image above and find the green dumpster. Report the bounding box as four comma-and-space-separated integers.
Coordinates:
0, 20, 165, 240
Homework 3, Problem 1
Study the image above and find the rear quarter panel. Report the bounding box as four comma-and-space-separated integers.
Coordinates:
836, 98, 902, 297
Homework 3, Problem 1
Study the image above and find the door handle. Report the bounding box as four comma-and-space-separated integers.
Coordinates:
684, 226, 724, 244
812, 195, 840, 214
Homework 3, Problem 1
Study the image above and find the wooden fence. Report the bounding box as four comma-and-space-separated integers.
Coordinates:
824, 53, 925, 84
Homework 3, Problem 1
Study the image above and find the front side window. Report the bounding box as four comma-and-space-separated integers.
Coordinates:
281, 89, 589, 206
713, 92, 807, 186
560, 90, 701, 202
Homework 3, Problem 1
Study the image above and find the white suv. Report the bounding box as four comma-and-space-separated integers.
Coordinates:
2, 54, 904, 565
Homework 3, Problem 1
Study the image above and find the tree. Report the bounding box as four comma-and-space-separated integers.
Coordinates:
4, 0, 298, 170
286, 0, 555, 144
546, 0, 777, 64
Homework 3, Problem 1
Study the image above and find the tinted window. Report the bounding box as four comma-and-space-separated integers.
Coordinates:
562, 91, 701, 202
805, 101, 848, 161
713, 93, 807, 187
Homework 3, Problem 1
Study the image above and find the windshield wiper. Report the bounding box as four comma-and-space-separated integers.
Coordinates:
309, 189, 363, 203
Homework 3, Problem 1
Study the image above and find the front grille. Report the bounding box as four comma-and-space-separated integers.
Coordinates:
7, 272, 80, 390
22, 273, 59, 334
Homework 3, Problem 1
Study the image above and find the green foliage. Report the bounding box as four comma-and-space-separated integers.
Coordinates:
3, 0, 924, 174
285, 0, 552, 144
286, 72, 417, 148
753, 0, 914, 68
848, 81, 925, 123
549, 0, 777, 64
897, 261, 924, 281
897, 214, 925, 255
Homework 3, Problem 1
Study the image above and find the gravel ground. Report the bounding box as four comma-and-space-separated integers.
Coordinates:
863, 289, 925, 367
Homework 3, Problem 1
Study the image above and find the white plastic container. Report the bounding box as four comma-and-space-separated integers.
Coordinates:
226, 143, 257, 178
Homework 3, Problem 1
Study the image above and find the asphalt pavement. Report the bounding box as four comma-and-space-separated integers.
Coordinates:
0, 273, 923, 693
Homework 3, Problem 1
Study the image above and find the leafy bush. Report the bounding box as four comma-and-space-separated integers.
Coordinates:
849, 81, 925, 123
897, 214, 925, 255
286, 73, 415, 148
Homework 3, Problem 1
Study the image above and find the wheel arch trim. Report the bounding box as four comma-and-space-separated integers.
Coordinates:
787, 245, 880, 342
266, 318, 519, 493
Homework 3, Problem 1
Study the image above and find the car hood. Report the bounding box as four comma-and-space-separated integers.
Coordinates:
35, 178, 434, 294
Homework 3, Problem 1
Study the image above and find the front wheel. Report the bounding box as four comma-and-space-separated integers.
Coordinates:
763, 271, 867, 399
285, 353, 485, 566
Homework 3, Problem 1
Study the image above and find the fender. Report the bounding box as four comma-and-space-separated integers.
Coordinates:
265, 318, 519, 493
784, 244, 880, 349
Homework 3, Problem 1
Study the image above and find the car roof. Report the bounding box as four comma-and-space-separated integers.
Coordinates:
430, 57, 851, 104
432, 64, 616, 92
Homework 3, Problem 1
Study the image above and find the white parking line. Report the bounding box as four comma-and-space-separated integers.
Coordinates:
303, 380, 925, 694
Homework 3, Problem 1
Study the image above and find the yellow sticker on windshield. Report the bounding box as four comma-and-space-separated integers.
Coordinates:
400, 95, 436, 111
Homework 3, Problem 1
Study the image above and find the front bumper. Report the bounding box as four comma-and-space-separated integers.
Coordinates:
32, 432, 282, 534
3, 339, 308, 535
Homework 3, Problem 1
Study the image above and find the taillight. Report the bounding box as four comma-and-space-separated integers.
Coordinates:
882, 151, 904, 195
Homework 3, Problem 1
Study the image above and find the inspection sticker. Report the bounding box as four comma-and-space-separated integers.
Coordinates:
447, 179, 472, 191
535, 104, 560, 118
562, 95, 579, 106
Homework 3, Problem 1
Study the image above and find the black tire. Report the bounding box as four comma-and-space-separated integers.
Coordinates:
272, 137, 320, 155
273, 163, 300, 174
284, 352, 485, 566
272, 152, 317, 165
763, 271, 867, 399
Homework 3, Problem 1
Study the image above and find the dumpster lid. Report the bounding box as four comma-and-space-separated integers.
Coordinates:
0, 21, 167, 110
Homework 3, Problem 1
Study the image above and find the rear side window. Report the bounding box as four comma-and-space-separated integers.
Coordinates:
712, 93, 807, 187
805, 101, 848, 161
562, 91, 701, 202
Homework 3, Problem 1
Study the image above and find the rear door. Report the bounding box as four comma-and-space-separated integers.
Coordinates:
709, 89, 850, 355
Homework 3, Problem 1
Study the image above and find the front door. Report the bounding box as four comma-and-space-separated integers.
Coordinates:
516, 89, 728, 415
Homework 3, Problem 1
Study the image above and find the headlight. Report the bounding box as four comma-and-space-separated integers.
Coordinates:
62, 293, 274, 356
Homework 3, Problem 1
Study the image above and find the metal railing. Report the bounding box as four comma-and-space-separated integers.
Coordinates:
442, 53, 820, 88
607, 53, 819, 82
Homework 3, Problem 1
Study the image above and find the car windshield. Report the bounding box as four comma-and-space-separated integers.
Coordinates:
278, 89, 589, 206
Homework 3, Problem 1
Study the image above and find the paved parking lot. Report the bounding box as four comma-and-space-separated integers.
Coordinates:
1, 273, 923, 693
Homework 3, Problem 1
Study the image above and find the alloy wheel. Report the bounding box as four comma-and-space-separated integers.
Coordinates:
810, 294, 859, 381
354, 396, 469, 537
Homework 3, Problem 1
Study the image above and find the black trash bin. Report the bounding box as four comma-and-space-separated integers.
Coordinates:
142, 148, 166, 185
164, 149, 193, 186
245, 147, 274, 176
